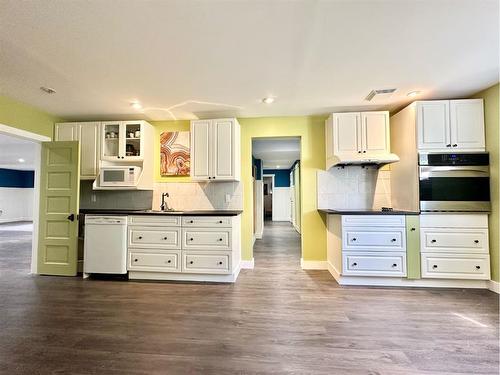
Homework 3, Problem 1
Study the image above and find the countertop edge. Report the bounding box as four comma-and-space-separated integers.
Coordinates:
79, 209, 243, 216
317, 209, 420, 216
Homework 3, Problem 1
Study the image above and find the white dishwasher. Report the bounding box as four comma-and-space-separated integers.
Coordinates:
84, 215, 128, 276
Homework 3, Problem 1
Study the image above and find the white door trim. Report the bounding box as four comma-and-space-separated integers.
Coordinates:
0, 123, 51, 274
262, 174, 275, 221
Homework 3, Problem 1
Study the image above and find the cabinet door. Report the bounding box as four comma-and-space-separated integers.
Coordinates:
416, 101, 450, 150
55, 123, 78, 141
332, 113, 361, 155
79, 122, 100, 179
361, 112, 389, 154
212, 118, 234, 180
190, 120, 212, 179
123, 121, 144, 160
101, 121, 122, 160
449, 99, 485, 150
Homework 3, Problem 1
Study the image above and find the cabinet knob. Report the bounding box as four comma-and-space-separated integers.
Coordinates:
208, 177, 212, 179
189, 261, 194, 264
117, 156, 120, 159
218, 261, 223, 265
431, 239, 436, 243
138, 236, 143, 240
410, 227, 416, 231
391, 238, 397, 242
474, 240, 479, 244
218, 238, 223, 241
446, 144, 451, 147
351, 238, 357, 241
362, 150, 366, 153
163, 237, 168, 240
134, 258, 138, 262
352, 262, 358, 266
213, 177, 216, 179
219, 220, 223, 224
476, 265, 481, 270
392, 263, 397, 268
452, 144, 458, 147
189, 220, 194, 223
189, 238, 194, 241
358, 151, 361, 154
432, 264, 438, 269
167, 260, 172, 264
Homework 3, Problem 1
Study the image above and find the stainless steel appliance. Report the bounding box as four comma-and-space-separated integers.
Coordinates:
418, 152, 490, 212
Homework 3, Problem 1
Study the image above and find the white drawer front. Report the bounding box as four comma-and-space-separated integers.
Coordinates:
128, 250, 181, 272
421, 253, 490, 280
343, 227, 405, 251
182, 216, 232, 228
421, 228, 488, 253
342, 252, 407, 277
182, 228, 231, 250
183, 251, 231, 274
128, 226, 181, 249
420, 214, 488, 228
342, 215, 405, 227
129, 215, 181, 227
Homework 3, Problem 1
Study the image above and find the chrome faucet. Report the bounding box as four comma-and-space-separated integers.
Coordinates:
160, 192, 171, 211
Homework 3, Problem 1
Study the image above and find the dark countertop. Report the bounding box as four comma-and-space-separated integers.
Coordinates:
79, 209, 243, 216
318, 209, 420, 215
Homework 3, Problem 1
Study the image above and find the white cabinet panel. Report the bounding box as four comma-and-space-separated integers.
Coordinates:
343, 227, 405, 251
182, 228, 232, 250
361, 112, 389, 154
417, 101, 450, 150
101, 121, 146, 161
333, 113, 361, 155
342, 215, 406, 227
421, 253, 490, 280
79, 122, 100, 179
128, 250, 181, 272
182, 216, 232, 228
183, 251, 231, 274
191, 120, 211, 180
343, 252, 407, 277
420, 214, 488, 228
450, 99, 485, 150
213, 119, 234, 179
129, 215, 181, 227
420, 228, 488, 254
128, 226, 181, 249
55, 123, 78, 141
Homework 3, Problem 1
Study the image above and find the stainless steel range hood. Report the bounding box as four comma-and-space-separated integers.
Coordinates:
330, 152, 400, 167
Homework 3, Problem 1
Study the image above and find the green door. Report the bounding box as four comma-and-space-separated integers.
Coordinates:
38, 141, 80, 276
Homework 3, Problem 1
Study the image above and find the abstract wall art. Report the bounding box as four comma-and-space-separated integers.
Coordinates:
160, 131, 190, 176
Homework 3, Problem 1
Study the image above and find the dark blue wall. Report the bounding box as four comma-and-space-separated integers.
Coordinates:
252, 157, 263, 180
0, 169, 34, 188
263, 169, 291, 187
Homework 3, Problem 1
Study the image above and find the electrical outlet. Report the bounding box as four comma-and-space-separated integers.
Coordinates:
225, 194, 231, 203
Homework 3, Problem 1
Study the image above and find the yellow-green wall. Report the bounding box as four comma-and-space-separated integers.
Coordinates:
472, 83, 499, 282
150, 116, 327, 262
0, 95, 60, 138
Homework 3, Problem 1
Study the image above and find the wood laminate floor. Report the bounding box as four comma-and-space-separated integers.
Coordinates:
0, 221, 498, 374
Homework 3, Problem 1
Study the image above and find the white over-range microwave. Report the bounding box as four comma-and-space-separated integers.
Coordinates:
99, 166, 142, 187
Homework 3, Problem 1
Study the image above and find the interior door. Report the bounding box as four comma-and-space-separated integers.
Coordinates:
449, 99, 485, 150
38, 141, 80, 276
417, 101, 450, 150
333, 113, 361, 155
212, 119, 234, 180
361, 112, 389, 154
191, 120, 212, 179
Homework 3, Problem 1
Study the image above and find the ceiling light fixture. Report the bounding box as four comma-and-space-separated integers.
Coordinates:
262, 97, 275, 104
130, 101, 142, 110
365, 88, 397, 101
18, 158, 25, 163
276, 165, 280, 168
407, 90, 421, 98
40, 86, 56, 94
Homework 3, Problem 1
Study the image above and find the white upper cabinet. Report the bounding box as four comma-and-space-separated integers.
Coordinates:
417, 99, 484, 151
361, 112, 389, 154
101, 121, 146, 161
190, 118, 240, 181
325, 111, 391, 168
450, 99, 485, 150
55, 122, 100, 179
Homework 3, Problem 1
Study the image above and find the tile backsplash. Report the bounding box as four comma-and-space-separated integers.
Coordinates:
152, 181, 243, 211
317, 166, 391, 210
79, 181, 153, 210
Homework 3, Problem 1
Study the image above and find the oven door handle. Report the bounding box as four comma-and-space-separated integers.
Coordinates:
419, 166, 490, 178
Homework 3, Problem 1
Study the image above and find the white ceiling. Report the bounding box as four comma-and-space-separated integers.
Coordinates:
0, 0, 498, 121
0, 134, 37, 170
253, 138, 300, 169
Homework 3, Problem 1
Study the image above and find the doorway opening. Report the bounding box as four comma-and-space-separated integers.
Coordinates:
252, 137, 301, 266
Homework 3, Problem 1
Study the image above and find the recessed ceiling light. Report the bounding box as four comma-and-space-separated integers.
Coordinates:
40, 86, 56, 94
276, 165, 280, 168
130, 101, 142, 110
18, 158, 25, 163
407, 90, 421, 97
262, 97, 275, 104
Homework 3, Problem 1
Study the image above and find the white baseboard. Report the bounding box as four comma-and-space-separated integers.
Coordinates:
240, 258, 255, 269
488, 280, 500, 294
300, 258, 328, 270
327, 261, 490, 289
255, 231, 263, 240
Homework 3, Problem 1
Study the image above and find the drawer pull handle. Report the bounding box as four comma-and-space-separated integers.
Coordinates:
357, 151, 361, 153
352, 262, 357, 267
391, 238, 397, 242
189, 261, 194, 264
475, 265, 481, 270
219, 220, 223, 224
138, 236, 143, 240
163, 237, 168, 240
218, 238, 223, 241
218, 261, 223, 265
189, 238, 194, 241
392, 263, 397, 268
431, 239, 436, 243
134, 258, 138, 262
351, 238, 357, 242
432, 264, 438, 269
474, 240, 479, 244
167, 260, 172, 264
452, 144, 458, 147
410, 227, 416, 231
446, 144, 451, 147
189, 220, 194, 224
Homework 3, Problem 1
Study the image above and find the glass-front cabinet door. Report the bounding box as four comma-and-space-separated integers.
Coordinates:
101, 121, 144, 161
102, 121, 123, 160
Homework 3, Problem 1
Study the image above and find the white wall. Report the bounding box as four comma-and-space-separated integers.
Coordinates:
0, 187, 34, 223
272, 187, 291, 221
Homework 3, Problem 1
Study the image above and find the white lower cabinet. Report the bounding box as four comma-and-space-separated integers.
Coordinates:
343, 252, 406, 277
420, 214, 490, 280
127, 215, 241, 282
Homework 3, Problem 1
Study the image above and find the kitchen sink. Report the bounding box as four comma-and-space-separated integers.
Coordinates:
141, 209, 184, 214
